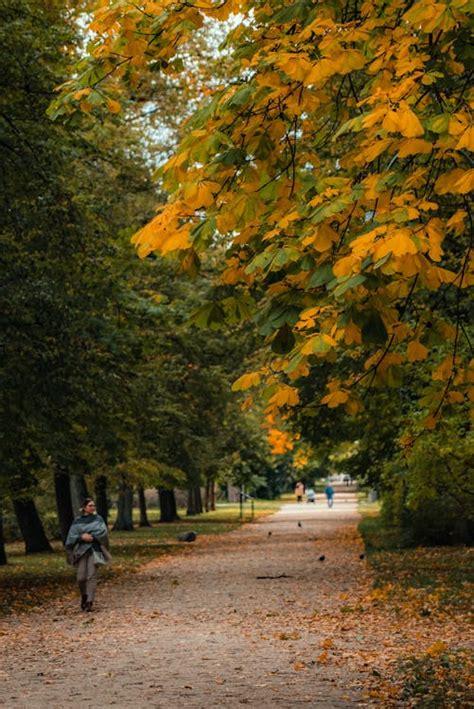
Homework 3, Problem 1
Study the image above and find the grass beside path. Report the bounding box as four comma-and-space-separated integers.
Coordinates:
358, 501, 473, 707
0, 500, 281, 617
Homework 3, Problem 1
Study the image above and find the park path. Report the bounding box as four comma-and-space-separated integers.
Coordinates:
0, 492, 441, 708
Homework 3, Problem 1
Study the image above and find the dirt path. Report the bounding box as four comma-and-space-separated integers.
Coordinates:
0, 495, 466, 707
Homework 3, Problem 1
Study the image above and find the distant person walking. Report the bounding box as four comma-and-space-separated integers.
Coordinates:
324, 484, 334, 508
295, 481, 305, 504
66, 498, 111, 612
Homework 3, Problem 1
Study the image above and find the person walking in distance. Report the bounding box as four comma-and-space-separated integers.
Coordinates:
295, 481, 305, 504
324, 483, 334, 508
65, 498, 111, 611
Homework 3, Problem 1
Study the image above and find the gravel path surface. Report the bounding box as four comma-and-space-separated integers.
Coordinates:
1, 495, 374, 708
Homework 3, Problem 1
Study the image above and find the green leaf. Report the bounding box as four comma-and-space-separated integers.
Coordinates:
333, 274, 366, 297
373, 253, 391, 270
226, 85, 254, 109
306, 264, 333, 289
214, 147, 247, 166
190, 302, 225, 330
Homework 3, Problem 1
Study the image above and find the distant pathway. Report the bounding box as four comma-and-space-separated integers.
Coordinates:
1, 492, 459, 708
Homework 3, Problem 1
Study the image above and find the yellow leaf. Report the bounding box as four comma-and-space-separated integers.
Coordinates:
73, 88, 91, 100
455, 125, 474, 151
268, 386, 300, 407
107, 98, 121, 114
434, 168, 473, 195
397, 138, 432, 157
426, 641, 448, 657
232, 372, 261, 391
446, 210, 467, 231
309, 223, 338, 252
432, 356, 453, 381
398, 106, 424, 137
447, 390, 465, 404
423, 415, 438, 430
343, 322, 362, 345
359, 138, 392, 163
160, 226, 191, 254
454, 169, 474, 194
321, 390, 349, 408
216, 210, 237, 233
382, 109, 400, 133
333, 255, 356, 278
183, 181, 220, 209
278, 211, 300, 229
375, 230, 418, 259
407, 340, 428, 362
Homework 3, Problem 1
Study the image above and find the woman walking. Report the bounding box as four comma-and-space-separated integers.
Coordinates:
66, 498, 111, 611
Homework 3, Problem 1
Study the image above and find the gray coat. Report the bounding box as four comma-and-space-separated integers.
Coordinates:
65, 513, 110, 565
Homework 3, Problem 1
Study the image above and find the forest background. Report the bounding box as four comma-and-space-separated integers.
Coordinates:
0, 0, 472, 566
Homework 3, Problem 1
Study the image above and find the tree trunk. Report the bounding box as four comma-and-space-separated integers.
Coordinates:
210, 480, 216, 511
204, 479, 211, 512
195, 485, 203, 514
69, 474, 89, 517
13, 498, 53, 553
54, 469, 74, 543
94, 475, 109, 525
158, 488, 179, 522
138, 485, 151, 527
187, 485, 203, 516
113, 481, 134, 531
0, 506, 7, 565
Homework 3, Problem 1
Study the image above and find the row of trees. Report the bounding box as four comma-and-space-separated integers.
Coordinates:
0, 0, 282, 564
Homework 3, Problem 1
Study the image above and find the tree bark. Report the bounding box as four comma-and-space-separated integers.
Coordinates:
204, 479, 211, 512
0, 506, 7, 565
210, 480, 216, 511
94, 475, 109, 525
113, 481, 134, 531
69, 474, 89, 517
54, 469, 74, 543
13, 498, 53, 553
158, 488, 179, 522
187, 485, 203, 516
138, 485, 151, 527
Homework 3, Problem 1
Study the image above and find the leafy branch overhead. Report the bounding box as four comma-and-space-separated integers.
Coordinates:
54, 0, 473, 429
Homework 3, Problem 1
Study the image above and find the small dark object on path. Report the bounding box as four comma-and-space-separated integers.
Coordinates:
177, 532, 197, 542
359, 553, 365, 560
298, 521, 302, 528
268, 531, 272, 537
256, 574, 293, 580
318, 555, 325, 561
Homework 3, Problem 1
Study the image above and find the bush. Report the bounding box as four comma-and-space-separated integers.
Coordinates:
380, 486, 473, 546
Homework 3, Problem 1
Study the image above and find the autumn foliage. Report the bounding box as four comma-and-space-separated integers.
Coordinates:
53, 0, 473, 429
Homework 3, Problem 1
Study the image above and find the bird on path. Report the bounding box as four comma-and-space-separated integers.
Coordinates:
298, 521, 302, 528
318, 555, 325, 561
359, 553, 365, 560
268, 531, 272, 537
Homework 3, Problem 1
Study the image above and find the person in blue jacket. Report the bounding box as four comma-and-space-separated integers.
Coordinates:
324, 484, 334, 508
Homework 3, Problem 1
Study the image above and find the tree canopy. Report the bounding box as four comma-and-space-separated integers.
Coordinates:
52, 0, 473, 436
